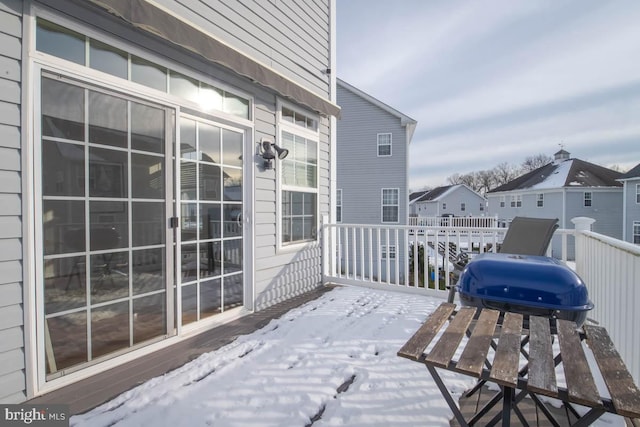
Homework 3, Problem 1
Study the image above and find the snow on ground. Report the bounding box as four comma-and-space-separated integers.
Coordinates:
71, 287, 624, 427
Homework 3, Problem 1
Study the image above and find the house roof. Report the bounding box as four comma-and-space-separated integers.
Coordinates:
409, 190, 429, 202
488, 158, 623, 193
412, 185, 456, 203
337, 79, 417, 141
618, 163, 640, 180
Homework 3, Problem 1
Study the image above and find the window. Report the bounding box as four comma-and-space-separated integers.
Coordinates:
279, 104, 319, 245
381, 189, 399, 223
499, 196, 505, 208
442, 203, 446, 210
377, 133, 392, 156
336, 189, 342, 223
510, 195, 521, 207
36, 18, 250, 119
634, 221, 640, 244
636, 184, 640, 204
381, 245, 396, 260
584, 192, 592, 207
461, 202, 466, 212
537, 193, 544, 207
480, 202, 484, 212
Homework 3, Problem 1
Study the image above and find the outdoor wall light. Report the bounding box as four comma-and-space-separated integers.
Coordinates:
258, 138, 289, 170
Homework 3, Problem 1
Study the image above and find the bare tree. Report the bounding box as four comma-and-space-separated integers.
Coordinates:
476, 170, 496, 195
493, 162, 518, 186
447, 173, 464, 185
521, 154, 553, 172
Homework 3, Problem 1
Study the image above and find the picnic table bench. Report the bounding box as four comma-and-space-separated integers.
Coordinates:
398, 302, 640, 426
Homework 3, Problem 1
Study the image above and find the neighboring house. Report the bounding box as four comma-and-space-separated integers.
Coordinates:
409, 184, 487, 217
1, 0, 340, 404
486, 150, 623, 258
618, 163, 640, 244
336, 79, 416, 280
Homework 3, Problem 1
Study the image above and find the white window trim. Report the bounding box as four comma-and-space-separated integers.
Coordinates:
336, 189, 342, 223
584, 191, 592, 207
381, 245, 396, 260
499, 196, 505, 208
381, 188, 400, 223
277, 99, 320, 250
377, 132, 392, 157
636, 184, 640, 204
461, 202, 466, 212
633, 221, 640, 244
537, 193, 544, 208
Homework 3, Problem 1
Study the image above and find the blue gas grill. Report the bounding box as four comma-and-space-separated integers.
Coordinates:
455, 253, 594, 326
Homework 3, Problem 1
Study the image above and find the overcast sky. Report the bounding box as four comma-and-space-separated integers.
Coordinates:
336, 0, 640, 190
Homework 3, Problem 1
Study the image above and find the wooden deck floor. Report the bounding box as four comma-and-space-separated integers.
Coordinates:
29, 285, 334, 415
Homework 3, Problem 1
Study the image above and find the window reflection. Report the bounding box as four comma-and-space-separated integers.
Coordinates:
44, 257, 86, 315
181, 203, 197, 242
200, 241, 221, 279
132, 202, 164, 247
199, 123, 220, 164
131, 103, 165, 154
223, 240, 242, 274
91, 302, 130, 359
200, 164, 221, 201
90, 40, 128, 79
46, 313, 87, 374
200, 279, 221, 318
42, 140, 85, 197
222, 129, 242, 167
223, 168, 242, 202
131, 56, 167, 92
132, 248, 165, 295
223, 274, 243, 311
89, 148, 128, 198
180, 119, 197, 160
90, 251, 129, 304
181, 243, 197, 283
36, 19, 85, 65
89, 91, 128, 148
43, 200, 85, 255
133, 294, 166, 344
170, 71, 199, 104
180, 162, 197, 200
42, 78, 85, 141
200, 204, 221, 239
131, 153, 164, 199
181, 284, 197, 325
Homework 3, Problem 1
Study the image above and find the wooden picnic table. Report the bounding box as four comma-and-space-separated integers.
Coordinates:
398, 302, 640, 427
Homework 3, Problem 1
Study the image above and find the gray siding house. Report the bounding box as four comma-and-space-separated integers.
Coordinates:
0, 0, 339, 404
486, 150, 623, 259
619, 163, 640, 244
336, 79, 416, 281
409, 184, 487, 218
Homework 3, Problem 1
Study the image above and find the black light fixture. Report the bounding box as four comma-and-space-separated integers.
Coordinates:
258, 138, 289, 170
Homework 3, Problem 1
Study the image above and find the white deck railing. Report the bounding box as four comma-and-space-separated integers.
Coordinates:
408, 215, 498, 228
321, 216, 639, 383
573, 229, 640, 384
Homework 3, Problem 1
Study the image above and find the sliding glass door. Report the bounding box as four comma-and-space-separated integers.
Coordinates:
39, 73, 174, 378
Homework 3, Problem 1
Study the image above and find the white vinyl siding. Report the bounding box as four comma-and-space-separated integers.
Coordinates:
377, 133, 391, 157
381, 188, 399, 223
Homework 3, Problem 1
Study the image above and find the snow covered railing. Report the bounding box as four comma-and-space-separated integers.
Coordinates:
408, 215, 498, 228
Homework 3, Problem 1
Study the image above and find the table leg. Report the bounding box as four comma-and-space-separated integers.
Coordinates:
426, 365, 470, 427
502, 386, 513, 427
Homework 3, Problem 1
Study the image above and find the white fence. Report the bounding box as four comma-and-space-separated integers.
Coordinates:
574, 230, 640, 384
322, 216, 639, 383
408, 215, 498, 228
